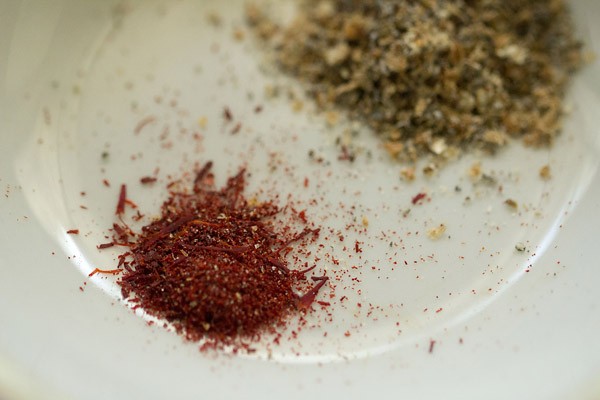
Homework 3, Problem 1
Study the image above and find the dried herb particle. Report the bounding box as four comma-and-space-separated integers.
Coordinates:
427, 224, 446, 240
504, 198, 518, 210
539, 165, 552, 180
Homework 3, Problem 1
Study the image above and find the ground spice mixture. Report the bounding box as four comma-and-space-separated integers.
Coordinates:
106, 162, 326, 350
247, 0, 582, 161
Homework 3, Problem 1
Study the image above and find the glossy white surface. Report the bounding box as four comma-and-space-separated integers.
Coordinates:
1, 1, 599, 399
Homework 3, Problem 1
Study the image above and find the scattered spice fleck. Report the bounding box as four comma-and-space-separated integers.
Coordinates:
354, 240, 362, 253
115, 184, 127, 215
66, 229, 79, 235
422, 163, 437, 177
233, 27, 245, 41
515, 242, 527, 252
427, 224, 446, 240
223, 106, 233, 122
230, 122, 242, 135
468, 162, 482, 181
504, 198, 518, 210
539, 165, 552, 180
325, 111, 339, 127
411, 192, 427, 205
134, 116, 156, 135
206, 11, 222, 27
429, 339, 436, 354
89, 268, 122, 277
400, 167, 416, 182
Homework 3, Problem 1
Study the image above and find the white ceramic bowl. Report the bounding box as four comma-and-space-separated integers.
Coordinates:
1, 1, 599, 399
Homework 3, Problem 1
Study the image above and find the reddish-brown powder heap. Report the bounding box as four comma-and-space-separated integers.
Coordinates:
113, 162, 325, 349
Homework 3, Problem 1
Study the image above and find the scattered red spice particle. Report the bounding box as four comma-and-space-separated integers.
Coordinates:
298, 276, 329, 309
298, 210, 308, 224
303, 177, 309, 188
429, 339, 436, 353
113, 162, 326, 349
140, 176, 157, 184
103, 179, 111, 188
89, 268, 122, 277
115, 184, 127, 215
254, 105, 263, 113
132, 210, 144, 221
97, 242, 115, 249
124, 199, 138, 209
66, 229, 79, 234
354, 240, 362, 253
412, 192, 427, 205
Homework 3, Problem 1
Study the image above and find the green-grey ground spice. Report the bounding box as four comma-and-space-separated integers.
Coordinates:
247, 0, 583, 161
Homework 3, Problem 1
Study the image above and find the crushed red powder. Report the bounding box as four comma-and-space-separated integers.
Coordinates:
112, 162, 327, 349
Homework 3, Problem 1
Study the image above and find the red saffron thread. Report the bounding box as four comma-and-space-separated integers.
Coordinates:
115, 184, 127, 215
298, 276, 329, 309
429, 339, 436, 353
412, 192, 427, 205
89, 268, 122, 277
